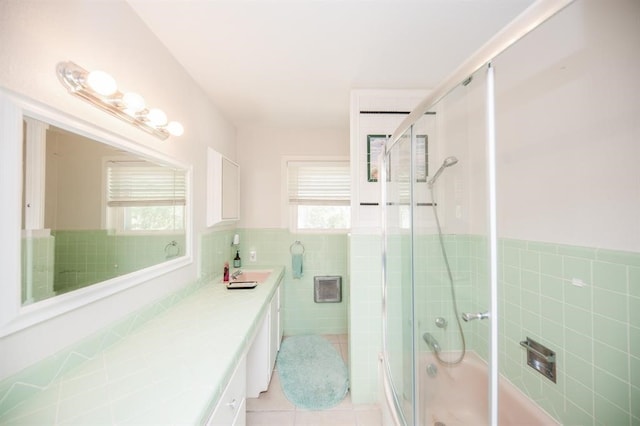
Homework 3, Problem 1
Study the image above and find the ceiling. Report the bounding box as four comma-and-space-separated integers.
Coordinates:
128, 0, 534, 129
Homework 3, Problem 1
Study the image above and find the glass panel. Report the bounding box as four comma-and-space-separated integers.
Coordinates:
413, 66, 490, 425
383, 126, 415, 425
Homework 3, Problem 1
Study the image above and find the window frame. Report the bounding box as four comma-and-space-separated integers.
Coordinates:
284, 157, 351, 234
103, 157, 186, 235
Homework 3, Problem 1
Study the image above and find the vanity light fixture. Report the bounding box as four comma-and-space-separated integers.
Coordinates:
56, 61, 184, 140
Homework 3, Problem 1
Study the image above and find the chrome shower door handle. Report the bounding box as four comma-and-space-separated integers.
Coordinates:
462, 311, 489, 322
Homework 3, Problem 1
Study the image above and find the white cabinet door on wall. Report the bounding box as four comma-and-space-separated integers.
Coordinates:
207, 148, 240, 226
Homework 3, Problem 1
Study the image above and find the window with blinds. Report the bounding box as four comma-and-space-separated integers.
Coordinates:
106, 161, 185, 207
105, 160, 185, 232
287, 160, 350, 231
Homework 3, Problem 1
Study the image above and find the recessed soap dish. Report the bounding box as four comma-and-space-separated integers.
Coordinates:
520, 337, 556, 383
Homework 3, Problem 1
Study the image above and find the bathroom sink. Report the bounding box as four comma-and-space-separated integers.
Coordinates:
233, 270, 271, 283
223, 270, 272, 284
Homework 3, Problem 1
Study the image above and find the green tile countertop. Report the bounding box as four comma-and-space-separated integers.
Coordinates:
1, 266, 284, 425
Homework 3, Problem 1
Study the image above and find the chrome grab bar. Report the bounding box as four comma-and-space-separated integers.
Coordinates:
461, 311, 489, 322
520, 340, 555, 362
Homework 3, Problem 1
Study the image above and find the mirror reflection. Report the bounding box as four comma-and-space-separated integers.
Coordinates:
21, 117, 186, 306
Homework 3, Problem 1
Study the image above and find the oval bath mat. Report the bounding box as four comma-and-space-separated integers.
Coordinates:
276, 335, 349, 410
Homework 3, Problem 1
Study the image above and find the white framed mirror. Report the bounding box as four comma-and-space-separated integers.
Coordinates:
0, 88, 192, 337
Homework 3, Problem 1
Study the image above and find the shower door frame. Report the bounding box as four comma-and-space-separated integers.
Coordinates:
380, 1, 575, 425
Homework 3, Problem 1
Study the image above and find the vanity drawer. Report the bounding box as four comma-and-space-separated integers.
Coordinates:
207, 356, 247, 426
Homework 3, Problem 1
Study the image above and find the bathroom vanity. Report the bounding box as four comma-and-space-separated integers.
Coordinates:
0, 267, 284, 425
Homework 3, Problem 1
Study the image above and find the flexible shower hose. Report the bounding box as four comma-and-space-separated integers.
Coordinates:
430, 185, 466, 366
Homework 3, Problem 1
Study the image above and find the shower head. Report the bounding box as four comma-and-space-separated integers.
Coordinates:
428, 156, 458, 187
442, 156, 458, 167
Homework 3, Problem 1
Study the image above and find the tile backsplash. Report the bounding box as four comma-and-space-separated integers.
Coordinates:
229, 229, 349, 336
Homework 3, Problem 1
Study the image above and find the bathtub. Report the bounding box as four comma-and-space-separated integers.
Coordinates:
381, 351, 559, 426
418, 352, 559, 426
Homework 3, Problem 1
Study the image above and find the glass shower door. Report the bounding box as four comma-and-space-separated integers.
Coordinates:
382, 126, 416, 425
413, 66, 493, 426
383, 64, 494, 426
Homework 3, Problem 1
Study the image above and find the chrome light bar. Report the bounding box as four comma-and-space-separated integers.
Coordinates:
56, 61, 183, 140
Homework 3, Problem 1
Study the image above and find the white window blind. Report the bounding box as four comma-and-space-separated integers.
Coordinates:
287, 161, 350, 205
106, 161, 186, 207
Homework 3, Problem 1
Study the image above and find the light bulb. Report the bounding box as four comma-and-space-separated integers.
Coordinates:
122, 92, 145, 112
86, 70, 117, 96
147, 108, 167, 126
166, 121, 184, 136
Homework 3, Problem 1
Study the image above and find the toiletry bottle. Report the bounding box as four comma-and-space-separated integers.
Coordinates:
223, 262, 229, 282
233, 250, 241, 268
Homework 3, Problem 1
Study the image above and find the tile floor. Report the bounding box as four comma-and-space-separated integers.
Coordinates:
246, 334, 382, 426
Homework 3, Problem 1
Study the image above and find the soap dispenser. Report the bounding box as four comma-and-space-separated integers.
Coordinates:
233, 250, 242, 268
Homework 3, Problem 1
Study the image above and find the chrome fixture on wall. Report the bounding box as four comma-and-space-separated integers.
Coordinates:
462, 311, 490, 322
422, 332, 441, 354
56, 61, 183, 140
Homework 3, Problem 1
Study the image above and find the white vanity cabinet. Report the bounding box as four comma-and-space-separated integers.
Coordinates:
207, 148, 240, 226
206, 355, 247, 426
269, 286, 282, 371
246, 283, 282, 397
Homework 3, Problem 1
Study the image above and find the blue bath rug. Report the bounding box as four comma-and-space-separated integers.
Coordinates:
276, 335, 349, 410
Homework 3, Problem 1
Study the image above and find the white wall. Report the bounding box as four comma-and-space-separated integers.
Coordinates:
434, 0, 640, 252
45, 130, 117, 230
492, 0, 640, 252
237, 125, 349, 229
0, 0, 235, 378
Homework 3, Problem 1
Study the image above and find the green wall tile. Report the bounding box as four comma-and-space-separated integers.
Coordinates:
593, 288, 628, 322
631, 327, 640, 357
630, 296, 640, 328
540, 295, 563, 324
521, 251, 540, 272
540, 275, 563, 302
564, 279, 592, 310
565, 351, 594, 388
565, 376, 594, 416
631, 384, 640, 421
521, 270, 540, 292
563, 400, 595, 426
526, 241, 558, 254
563, 256, 592, 283
630, 267, 640, 298
594, 395, 630, 425
593, 342, 628, 382
593, 314, 628, 352
503, 246, 520, 267
559, 245, 597, 260
564, 304, 592, 336
593, 368, 630, 412
540, 253, 563, 277
597, 249, 640, 268
593, 261, 627, 293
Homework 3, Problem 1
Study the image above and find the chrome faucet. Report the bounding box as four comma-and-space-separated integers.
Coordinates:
422, 332, 441, 354
231, 269, 243, 280
461, 311, 489, 322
